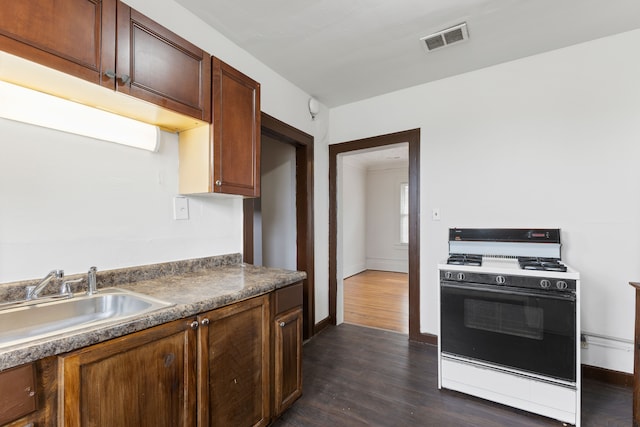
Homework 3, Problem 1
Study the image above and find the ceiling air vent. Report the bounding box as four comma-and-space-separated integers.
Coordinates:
420, 22, 469, 52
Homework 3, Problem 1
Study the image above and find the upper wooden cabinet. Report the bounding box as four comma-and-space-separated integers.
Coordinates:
179, 58, 260, 197
212, 58, 261, 197
0, 0, 211, 125
115, 4, 211, 122
0, 0, 116, 85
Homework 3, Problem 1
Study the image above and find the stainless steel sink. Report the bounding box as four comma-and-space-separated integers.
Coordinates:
0, 288, 174, 349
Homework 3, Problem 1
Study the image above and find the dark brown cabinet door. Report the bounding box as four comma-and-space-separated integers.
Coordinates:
0, 0, 211, 123
198, 295, 270, 427
58, 319, 197, 427
274, 307, 303, 415
212, 57, 261, 197
0, 363, 37, 425
116, 3, 211, 122
0, 0, 116, 85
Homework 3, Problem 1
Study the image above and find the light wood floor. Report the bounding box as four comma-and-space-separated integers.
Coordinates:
344, 270, 408, 334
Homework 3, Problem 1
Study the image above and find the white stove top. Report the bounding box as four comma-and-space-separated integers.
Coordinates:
438, 256, 580, 280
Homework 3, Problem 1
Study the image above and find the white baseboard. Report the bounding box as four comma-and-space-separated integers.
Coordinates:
366, 258, 408, 273
343, 262, 366, 279
580, 332, 633, 374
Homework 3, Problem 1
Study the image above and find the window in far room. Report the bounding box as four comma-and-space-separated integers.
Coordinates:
400, 182, 409, 244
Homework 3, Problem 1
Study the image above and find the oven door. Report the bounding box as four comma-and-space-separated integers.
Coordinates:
440, 281, 576, 382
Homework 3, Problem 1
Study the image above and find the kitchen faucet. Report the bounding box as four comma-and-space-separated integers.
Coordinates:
27, 269, 64, 299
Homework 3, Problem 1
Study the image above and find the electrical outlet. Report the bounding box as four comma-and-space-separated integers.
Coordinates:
432, 208, 441, 221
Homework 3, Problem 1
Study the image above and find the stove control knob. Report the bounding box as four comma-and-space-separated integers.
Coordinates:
495, 275, 506, 285
540, 279, 551, 289
556, 280, 568, 290
444, 271, 453, 280
456, 272, 465, 281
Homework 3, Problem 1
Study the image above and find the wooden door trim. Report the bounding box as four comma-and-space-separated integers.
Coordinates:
329, 129, 429, 343
244, 113, 315, 340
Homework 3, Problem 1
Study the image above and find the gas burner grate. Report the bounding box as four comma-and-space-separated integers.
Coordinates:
447, 254, 482, 266
518, 257, 567, 272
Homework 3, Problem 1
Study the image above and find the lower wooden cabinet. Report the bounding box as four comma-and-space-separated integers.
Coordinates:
273, 307, 303, 415
0, 357, 58, 427
272, 283, 304, 416
53, 290, 299, 426
58, 318, 197, 427
197, 295, 270, 427
0, 363, 37, 425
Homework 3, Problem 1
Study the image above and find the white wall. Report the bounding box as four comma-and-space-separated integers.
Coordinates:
365, 165, 408, 273
119, 0, 334, 326
0, 0, 330, 295
312, 115, 331, 322
328, 29, 640, 373
0, 118, 241, 281
340, 160, 409, 277
341, 158, 367, 278
261, 136, 297, 271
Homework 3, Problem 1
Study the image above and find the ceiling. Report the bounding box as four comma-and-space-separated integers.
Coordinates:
175, 0, 640, 107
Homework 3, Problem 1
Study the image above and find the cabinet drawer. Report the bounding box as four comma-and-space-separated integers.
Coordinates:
0, 363, 37, 425
275, 283, 303, 315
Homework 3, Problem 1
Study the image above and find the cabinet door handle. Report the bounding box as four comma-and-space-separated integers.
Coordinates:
279, 321, 286, 327
104, 69, 131, 85
190, 320, 199, 330
215, 180, 222, 186
201, 318, 210, 326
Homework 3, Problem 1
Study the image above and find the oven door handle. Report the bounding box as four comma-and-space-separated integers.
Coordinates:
441, 281, 576, 302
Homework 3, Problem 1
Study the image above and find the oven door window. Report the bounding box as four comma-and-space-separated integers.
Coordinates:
441, 282, 576, 382
464, 298, 544, 340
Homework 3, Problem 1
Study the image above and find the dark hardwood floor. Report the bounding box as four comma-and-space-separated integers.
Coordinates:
271, 324, 631, 427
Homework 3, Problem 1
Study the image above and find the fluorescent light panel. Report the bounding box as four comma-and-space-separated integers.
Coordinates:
0, 80, 160, 151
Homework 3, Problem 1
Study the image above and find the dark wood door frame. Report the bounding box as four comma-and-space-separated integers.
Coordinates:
243, 112, 315, 340
329, 128, 433, 343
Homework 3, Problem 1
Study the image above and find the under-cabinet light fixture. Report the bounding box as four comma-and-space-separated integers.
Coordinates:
0, 80, 160, 151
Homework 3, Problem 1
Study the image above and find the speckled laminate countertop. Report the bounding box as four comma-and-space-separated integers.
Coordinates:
0, 254, 306, 371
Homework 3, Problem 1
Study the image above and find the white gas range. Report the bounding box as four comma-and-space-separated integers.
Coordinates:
437, 228, 581, 426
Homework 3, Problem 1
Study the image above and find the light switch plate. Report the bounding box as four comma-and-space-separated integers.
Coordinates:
173, 196, 189, 220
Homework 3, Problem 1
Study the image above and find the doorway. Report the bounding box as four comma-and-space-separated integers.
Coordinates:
329, 129, 432, 343
253, 135, 297, 269
339, 143, 409, 334
243, 113, 315, 339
